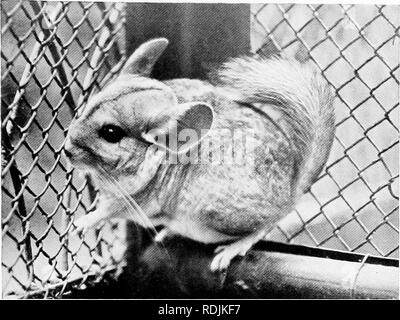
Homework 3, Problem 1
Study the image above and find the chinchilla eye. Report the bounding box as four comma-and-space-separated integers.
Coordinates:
98, 124, 126, 143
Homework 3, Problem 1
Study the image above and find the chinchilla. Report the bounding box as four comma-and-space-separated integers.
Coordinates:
64, 38, 335, 271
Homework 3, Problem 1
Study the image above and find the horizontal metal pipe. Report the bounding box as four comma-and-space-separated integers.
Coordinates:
121, 235, 399, 299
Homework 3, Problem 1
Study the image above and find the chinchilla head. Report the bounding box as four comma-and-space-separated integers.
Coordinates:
65, 38, 214, 194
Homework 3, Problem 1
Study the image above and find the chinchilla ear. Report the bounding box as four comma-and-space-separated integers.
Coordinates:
142, 102, 214, 154
121, 38, 169, 76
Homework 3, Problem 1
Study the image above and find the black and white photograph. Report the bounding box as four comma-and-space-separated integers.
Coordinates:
1, 0, 399, 301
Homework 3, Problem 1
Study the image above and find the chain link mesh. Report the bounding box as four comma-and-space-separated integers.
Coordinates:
2, 0, 127, 298
253, 4, 399, 258
1, 2, 399, 298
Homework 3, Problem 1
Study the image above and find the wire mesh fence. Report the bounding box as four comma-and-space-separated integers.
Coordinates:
253, 4, 399, 258
1, 2, 399, 299
2, 0, 127, 298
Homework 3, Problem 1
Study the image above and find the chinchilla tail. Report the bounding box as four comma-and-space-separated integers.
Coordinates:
215, 55, 335, 197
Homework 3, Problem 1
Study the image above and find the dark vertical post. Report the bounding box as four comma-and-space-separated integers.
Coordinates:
125, 3, 250, 79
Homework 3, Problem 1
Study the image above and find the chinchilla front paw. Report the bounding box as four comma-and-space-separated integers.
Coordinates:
210, 229, 268, 272
210, 240, 253, 272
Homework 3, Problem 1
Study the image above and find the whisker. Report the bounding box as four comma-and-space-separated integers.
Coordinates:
99, 168, 160, 238
94, 166, 174, 265
96, 173, 142, 235
99, 172, 170, 243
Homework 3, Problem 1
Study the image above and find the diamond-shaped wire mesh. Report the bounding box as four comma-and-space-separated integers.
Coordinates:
1, 2, 399, 299
2, 0, 127, 298
253, 4, 399, 258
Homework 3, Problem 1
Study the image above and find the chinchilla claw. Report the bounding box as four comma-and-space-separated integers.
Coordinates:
210, 241, 252, 272
210, 229, 268, 272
